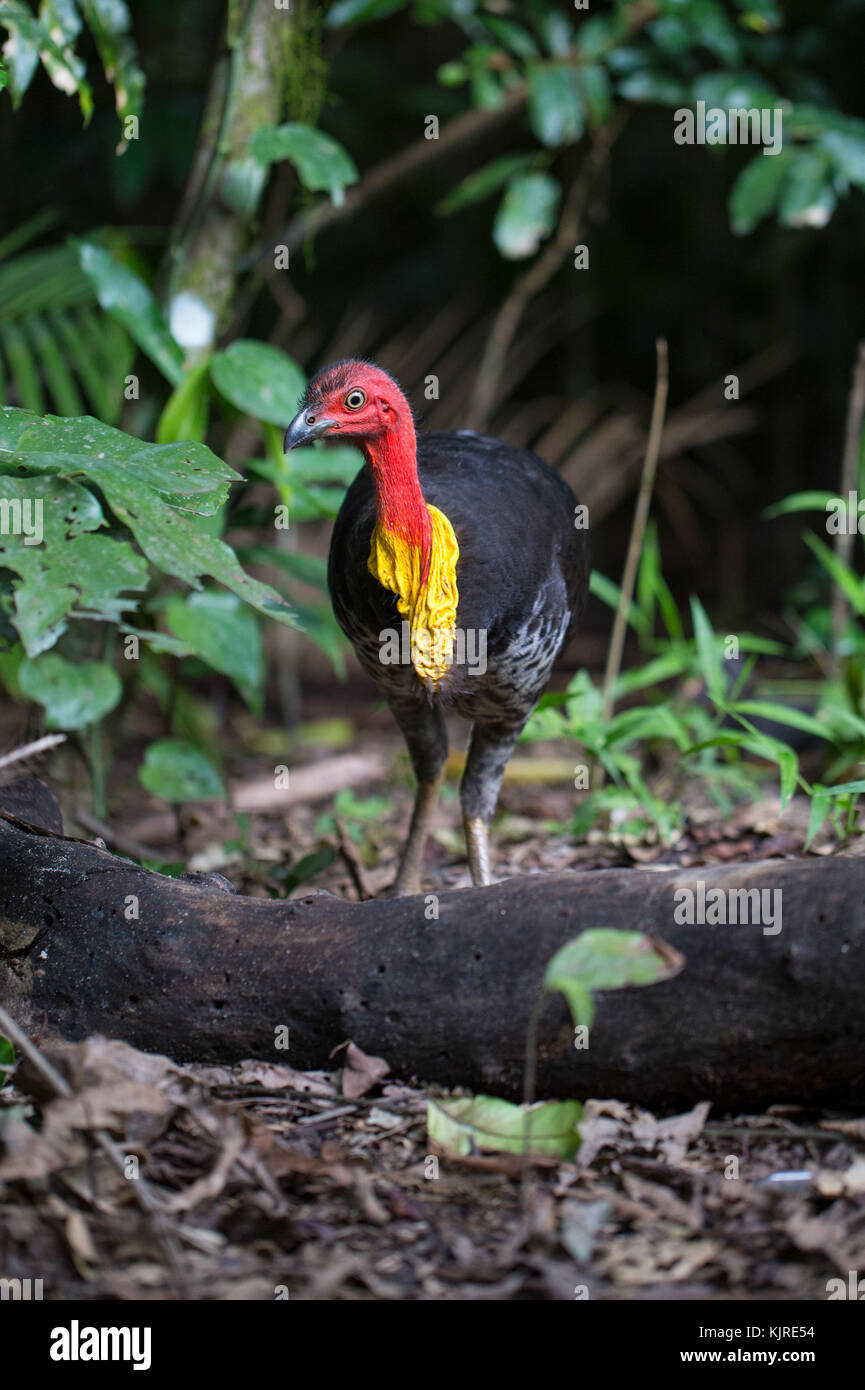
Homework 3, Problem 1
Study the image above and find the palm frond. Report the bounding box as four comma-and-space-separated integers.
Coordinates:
0, 239, 134, 421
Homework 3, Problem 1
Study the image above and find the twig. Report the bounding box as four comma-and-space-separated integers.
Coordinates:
275, 86, 528, 259
72, 809, 160, 864
0, 734, 66, 770
467, 119, 623, 432
832, 341, 865, 675
601, 338, 670, 728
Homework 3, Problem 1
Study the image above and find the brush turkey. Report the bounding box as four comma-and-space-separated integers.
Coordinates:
285, 360, 589, 895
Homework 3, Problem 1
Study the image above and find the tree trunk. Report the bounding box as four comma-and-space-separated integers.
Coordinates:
2, 784, 864, 1110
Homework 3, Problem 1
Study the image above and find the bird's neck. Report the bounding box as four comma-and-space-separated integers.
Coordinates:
361, 425, 431, 559
362, 424, 460, 688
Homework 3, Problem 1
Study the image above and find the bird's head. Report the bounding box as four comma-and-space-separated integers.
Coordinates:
284, 360, 413, 452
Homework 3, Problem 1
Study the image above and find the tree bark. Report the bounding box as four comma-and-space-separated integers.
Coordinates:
2, 786, 864, 1111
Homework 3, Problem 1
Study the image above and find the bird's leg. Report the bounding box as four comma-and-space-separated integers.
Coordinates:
393, 768, 445, 896
463, 812, 492, 888
387, 696, 448, 896
460, 720, 524, 888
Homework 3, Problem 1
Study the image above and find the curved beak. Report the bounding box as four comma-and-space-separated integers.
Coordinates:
284, 408, 337, 451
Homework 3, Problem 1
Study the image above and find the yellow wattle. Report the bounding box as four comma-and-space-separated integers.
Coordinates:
368, 504, 460, 686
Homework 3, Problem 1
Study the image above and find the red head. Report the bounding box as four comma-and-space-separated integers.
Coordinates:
284, 359, 415, 453
285, 359, 428, 555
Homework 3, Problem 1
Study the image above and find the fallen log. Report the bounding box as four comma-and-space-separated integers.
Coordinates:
1, 784, 864, 1109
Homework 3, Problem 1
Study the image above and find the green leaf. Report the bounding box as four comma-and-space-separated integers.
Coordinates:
579, 63, 612, 126
19, 653, 122, 729
731, 699, 831, 741
493, 172, 561, 260
271, 845, 337, 894
78, 0, 146, 131
820, 130, 865, 189
97, 477, 298, 629
764, 489, 837, 519
729, 148, 793, 235
74, 240, 184, 385
287, 444, 360, 486
0, 0, 92, 119
804, 531, 865, 618
427, 1095, 581, 1159
164, 590, 264, 710
0, 1033, 14, 1070
249, 124, 359, 207
156, 360, 212, 445
577, 14, 618, 61
778, 149, 836, 230
209, 340, 305, 429
481, 16, 538, 60
325, 0, 409, 26
236, 545, 329, 591
139, 738, 225, 802
436, 153, 542, 216
544, 929, 684, 1028
1, 407, 239, 513
0, 473, 149, 655
526, 62, 584, 147
805, 786, 831, 848
690, 595, 725, 702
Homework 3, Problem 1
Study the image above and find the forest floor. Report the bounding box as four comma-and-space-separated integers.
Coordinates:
2, 680, 864, 1301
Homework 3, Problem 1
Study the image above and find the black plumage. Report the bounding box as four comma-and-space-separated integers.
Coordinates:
286, 362, 589, 892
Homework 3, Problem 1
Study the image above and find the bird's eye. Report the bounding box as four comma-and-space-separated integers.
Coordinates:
345, 389, 366, 410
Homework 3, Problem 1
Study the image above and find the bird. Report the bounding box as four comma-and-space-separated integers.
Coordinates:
285, 359, 589, 895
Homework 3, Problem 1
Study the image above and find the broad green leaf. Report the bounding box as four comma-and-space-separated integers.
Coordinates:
164, 590, 264, 710
482, 15, 538, 59
19, 652, 121, 729
579, 63, 612, 126
820, 130, 865, 189
0, 406, 239, 514
0, 1033, 14, 1070
289, 597, 347, 674
493, 172, 561, 260
139, 738, 225, 802
249, 124, 359, 206
288, 444, 361, 486
544, 929, 684, 1028
156, 360, 212, 445
97, 477, 298, 628
436, 154, 542, 216
577, 14, 619, 61
526, 62, 584, 147
617, 69, 688, 105
0, 474, 148, 655
778, 149, 836, 229
427, 1095, 581, 1159
74, 240, 184, 385
210, 340, 305, 429
236, 545, 329, 591
729, 149, 793, 234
